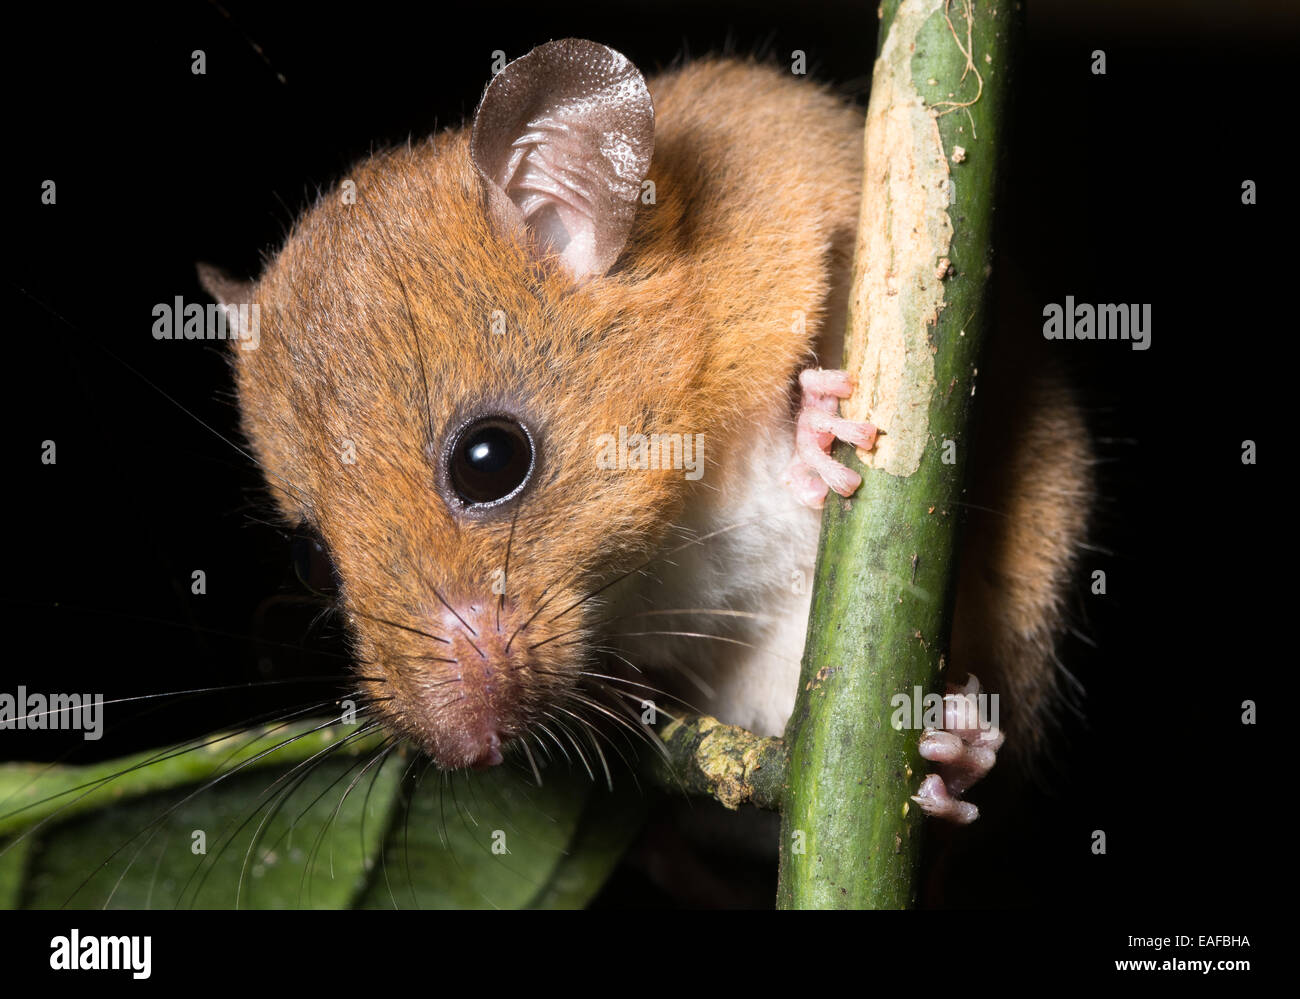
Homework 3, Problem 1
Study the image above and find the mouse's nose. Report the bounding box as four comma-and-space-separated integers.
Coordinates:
469, 731, 504, 769
408, 591, 573, 770
432, 601, 516, 769
436, 719, 507, 770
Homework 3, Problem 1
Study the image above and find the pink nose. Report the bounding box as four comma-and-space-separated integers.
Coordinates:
469, 731, 504, 769
426, 597, 528, 769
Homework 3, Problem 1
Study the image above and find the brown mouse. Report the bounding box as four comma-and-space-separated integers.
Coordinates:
199, 39, 1092, 821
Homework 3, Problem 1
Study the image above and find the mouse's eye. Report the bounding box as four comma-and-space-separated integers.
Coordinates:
448, 417, 535, 507
291, 528, 342, 594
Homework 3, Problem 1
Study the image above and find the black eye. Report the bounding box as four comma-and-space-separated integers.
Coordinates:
291, 529, 342, 594
448, 417, 535, 507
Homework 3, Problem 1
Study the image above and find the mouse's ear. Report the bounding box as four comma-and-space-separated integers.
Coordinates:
197, 262, 257, 348
197, 262, 252, 306
470, 39, 655, 282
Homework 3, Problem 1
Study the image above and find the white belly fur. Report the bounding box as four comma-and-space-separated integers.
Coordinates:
604, 416, 821, 738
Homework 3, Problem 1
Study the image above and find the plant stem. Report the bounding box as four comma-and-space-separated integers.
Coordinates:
652, 714, 786, 810
776, 0, 1020, 909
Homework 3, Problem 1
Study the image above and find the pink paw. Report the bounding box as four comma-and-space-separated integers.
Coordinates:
781, 368, 878, 510
911, 674, 1004, 825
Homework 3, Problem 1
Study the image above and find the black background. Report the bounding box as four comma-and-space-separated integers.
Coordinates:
4, 0, 1285, 917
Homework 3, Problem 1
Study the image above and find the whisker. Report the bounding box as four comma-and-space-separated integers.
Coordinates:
348, 606, 451, 645
527, 604, 779, 654
300, 732, 397, 906
498, 506, 521, 633
394, 653, 460, 667
355, 196, 436, 443
623, 607, 780, 623
562, 690, 668, 764
4, 676, 376, 729
607, 630, 799, 665
14, 284, 318, 512
532, 720, 572, 765
529, 732, 553, 766
544, 510, 805, 627
517, 737, 543, 788
1, 598, 356, 661
429, 587, 478, 638
198, 720, 384, 909
57, 710, 367, 908
544, 712, 594, 781
590, 644, 715, 700
0, 695, 355, 838
400, 754, 433, 908
109, 706, 380, 909
366, 743, 404, 911
574, 670, 700, 719
547, 704, 617, 789
505, 567, 586, 653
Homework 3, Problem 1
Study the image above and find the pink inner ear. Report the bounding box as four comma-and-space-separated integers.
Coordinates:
470, 39, 655, 282
501, 115, 613, 275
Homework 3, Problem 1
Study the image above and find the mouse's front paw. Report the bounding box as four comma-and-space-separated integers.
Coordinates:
781, 368, 877, 510
911, 674, 1004, 825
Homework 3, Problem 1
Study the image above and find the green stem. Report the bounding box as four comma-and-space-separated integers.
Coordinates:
776, 0, 1019, 909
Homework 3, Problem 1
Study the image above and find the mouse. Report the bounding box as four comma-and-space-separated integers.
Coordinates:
198, 38, 1093, 824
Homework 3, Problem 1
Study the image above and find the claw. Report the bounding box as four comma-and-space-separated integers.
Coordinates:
912, 774, 980, 825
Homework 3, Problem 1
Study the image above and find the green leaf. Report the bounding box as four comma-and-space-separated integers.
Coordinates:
0, 720, 384, 838
18, 748, 402, 909
0, 720, 645, 909
525, 778, 649, 910
356, 761, 645, 910
0, 836, 31, 908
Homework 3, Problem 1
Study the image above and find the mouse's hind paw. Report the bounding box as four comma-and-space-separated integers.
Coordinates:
781, 367, 877, 510
911, 674, 1004, 825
